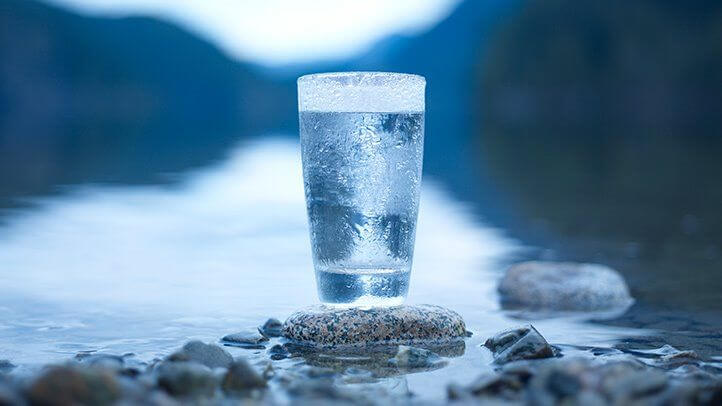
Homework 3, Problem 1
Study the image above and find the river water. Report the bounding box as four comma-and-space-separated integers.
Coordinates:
0, 138, 715, 402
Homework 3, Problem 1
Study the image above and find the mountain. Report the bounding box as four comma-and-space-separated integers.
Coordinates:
0, 0, 517, 211
0, 0, 294, 203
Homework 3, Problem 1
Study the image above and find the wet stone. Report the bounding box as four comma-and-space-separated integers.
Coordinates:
448, 371, 527, 401
168, 340, 233, 369
499, 261, 633, 311
221, 359, 267, 395
221, 330, 269, 349
260, 318, 283, 338
155, 361, 217, 399
268, 344, 291, 360
283, 304, 466, 347
484, 325, 555, 364
388, 345, 445, 369
27, 365, 121, 406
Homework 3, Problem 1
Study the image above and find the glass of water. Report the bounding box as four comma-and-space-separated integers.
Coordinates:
298, 72, 425, 307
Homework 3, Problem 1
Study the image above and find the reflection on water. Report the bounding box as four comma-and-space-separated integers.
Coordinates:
0, 138, 647, 400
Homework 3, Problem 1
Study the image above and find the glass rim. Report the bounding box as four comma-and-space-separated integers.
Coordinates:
298, 71, 426, 85
297, 71, 425, 113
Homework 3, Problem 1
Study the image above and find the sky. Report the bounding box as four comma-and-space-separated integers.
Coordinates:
46, 0, 460, 66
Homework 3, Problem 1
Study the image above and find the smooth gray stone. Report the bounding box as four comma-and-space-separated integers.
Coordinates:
168, 340, 233, 369
155, 361, 217, 399
27, 365, 121, 405
221, 330, 269, 349
499, 261, 634, 311
259, 318, 283, 338
221, 359, 266, 395
484, 325, 555, 364
268, 344, 290, 360
283, 304, 466, 347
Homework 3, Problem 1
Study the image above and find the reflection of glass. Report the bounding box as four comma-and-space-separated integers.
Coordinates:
298, 72, 426, 307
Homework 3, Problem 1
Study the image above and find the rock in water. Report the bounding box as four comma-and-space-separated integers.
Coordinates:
155, 361, 218, 399
168, 340, 233, 369
260, 318, 283, 338
484, 325, 555, 364
499, 261, 633, 311
268, 344, 291, 360
221, 359, 267, 395
221, 330, 269, 349
27, 365, 121, 406
283, 304, 466, 347
388, 345, 445, 369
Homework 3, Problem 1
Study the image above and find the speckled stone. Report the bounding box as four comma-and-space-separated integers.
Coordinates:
499, 261, 634, 311
283, 304, 466, 347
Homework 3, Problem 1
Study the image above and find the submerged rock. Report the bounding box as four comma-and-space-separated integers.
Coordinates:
221, 359, 266, 395
221, 330, 269, 349
268, 344, 291, 360
27, 365, 121, 406
388, 345, 445, 369
168, 340, 233, 369
155, 361, 217, 399
283, 304, 466, 347
260, 318, 284, 338
484, 325, 555, 364
499, 261, 633, 311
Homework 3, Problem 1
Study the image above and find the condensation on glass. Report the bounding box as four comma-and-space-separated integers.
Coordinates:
298, 72, 426, 307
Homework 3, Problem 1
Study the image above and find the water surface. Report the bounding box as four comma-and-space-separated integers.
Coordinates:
0, 138, 690, 401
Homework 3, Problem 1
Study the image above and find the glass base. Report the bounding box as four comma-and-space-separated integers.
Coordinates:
316, 268, 410, 308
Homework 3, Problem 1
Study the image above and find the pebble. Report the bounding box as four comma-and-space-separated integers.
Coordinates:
268, 344, 291, 360
27, 365, 121, 406
260, 318, 283, 338
498, 261, 634, 311
483, 324, 555, 364
221, 330, 269, 349
447, 371, 527, 401
283, 304, 466, 347
167, 340, 233, 369
155, 361, 217, 399
388, 345, 446, 369
221, 359, 267, 395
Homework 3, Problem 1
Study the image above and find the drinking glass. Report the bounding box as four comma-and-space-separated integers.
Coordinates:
298, 72, 426, 307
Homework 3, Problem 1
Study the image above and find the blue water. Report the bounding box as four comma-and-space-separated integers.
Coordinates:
0, 137, 654, 401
